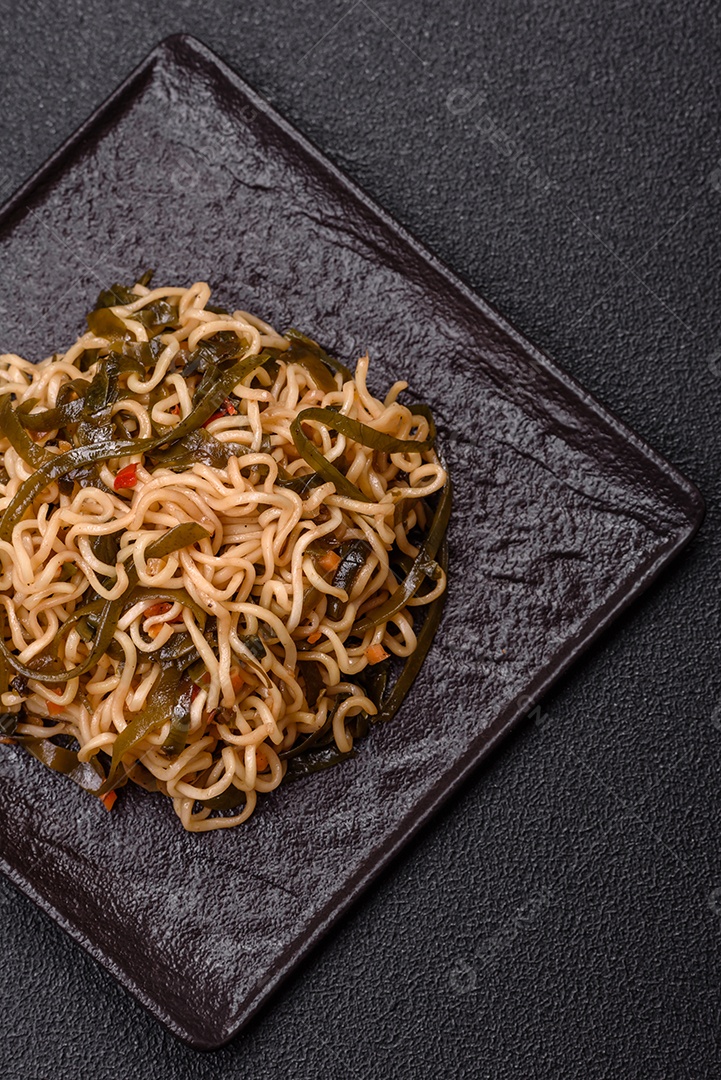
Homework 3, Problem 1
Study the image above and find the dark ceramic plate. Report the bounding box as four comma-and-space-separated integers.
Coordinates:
0, 35, 704, 1049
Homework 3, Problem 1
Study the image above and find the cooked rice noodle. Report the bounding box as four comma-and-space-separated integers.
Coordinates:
0, 280, 447, 830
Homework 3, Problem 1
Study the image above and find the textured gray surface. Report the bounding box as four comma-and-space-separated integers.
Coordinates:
0, 1, 719, 1077
0, 33, 702, 1049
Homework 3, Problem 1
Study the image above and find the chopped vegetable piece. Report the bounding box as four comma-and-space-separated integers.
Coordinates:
0, 713, 19, 736
19, 737, 107, 793
326, 540, 371, 620
202, 398, 237, 428
284, 328, 353, 384
366, 644, 389, 665
241, 634, 266, 660
318, 550, 341, 574
100, 790, 117, 812
372, 539, 449, 726
113, 463, 138, 490
161, 679, 194, 758
0, 395, 53, 469
145, 602, 173, 618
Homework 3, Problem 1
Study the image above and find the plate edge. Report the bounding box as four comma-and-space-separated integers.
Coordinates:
0, 507, 699, 1050
201, 500, 703, 1049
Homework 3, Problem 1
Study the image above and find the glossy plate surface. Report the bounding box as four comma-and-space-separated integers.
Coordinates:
0, 34, 704, 1049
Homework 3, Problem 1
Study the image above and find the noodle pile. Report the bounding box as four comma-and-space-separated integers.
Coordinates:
0, 277, 449, 831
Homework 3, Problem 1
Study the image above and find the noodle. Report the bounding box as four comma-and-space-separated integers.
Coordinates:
0, 275, 449, 831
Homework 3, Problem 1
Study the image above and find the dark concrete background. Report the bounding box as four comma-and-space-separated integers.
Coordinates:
0, 2, 719, 1077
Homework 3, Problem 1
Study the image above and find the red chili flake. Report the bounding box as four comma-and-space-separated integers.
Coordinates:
366, 644, 390, 665
145, 602, 173, 618
202, 399, 237, 428
100, 791, 117, 812
113, 463, 138, 491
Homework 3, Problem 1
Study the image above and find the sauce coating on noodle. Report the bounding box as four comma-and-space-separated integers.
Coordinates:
0, 277, 449, 831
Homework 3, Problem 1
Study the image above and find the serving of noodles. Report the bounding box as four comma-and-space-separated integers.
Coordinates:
0, 275, 450, 831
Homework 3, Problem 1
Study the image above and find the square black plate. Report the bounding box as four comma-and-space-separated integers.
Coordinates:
0, 35, 704, 1049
